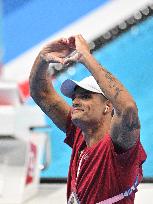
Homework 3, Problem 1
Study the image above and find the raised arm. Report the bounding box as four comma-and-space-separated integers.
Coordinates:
64, 35, 140, 150
29, 39, 72, 132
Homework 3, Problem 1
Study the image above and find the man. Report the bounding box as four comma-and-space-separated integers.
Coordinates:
29, 35, 146, 204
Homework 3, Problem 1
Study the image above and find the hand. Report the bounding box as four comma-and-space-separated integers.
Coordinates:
64, 35, 91, 64
39, 38, 76, 64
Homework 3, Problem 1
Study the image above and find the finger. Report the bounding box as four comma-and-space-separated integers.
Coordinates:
60, 38, 69, 45
43, 38, 68, 51
76, 34, 85, 43
48, 54, 64, 63
66, 50, 78, 58
41, 53, 64, 64
78, 34, 84, 39
63, 58, 73, 65
52, 38, 67, 44
63, 53, 80, 64
68, 36, 75, 46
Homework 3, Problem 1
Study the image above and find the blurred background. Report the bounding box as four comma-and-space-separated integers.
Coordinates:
0, 0, 153, 203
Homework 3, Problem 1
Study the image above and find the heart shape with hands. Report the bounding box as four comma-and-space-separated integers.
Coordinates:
39, 35, 90, 65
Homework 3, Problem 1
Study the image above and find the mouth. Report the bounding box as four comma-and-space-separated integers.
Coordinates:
72, 107, 84, 113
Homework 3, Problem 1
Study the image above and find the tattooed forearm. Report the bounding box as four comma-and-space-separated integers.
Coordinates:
37, 98, 70, 132
105, 71, 123, 100
29, 55, 52, 101
39, 100, 59, 116
30, 78, 51, 98
30, 58, 49, 81
85, 58, 135, 114
114, 87, 123, 100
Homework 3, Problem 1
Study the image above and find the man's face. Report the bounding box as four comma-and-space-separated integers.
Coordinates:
71, 87, 106, 127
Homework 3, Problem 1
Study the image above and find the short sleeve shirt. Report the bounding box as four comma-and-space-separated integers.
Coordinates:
64, 114, 147, 204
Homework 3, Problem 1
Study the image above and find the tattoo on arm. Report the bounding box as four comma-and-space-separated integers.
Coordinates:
29, 55, 70, 132
35, 94, 70, 132
39, 100, 60, 117
30, 78, 51, 101
105, 71, 123, 100
29, 59, 52, 98
111, 106, 140, 150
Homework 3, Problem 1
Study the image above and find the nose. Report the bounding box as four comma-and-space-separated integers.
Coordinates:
72, 97, 81, 107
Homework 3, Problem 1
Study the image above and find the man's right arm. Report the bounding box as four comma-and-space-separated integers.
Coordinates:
29, 52, 71, 133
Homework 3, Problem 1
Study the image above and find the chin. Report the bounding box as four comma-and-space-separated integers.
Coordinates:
72, 116, 90, 129
71, 112, 81, 121
72, 117, 80, 124
71, 117, 83, 127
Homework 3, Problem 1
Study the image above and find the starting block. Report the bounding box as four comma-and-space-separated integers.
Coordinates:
0, 80, 51, 203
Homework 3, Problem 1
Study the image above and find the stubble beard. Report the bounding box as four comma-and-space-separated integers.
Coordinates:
71, 112, 96, 130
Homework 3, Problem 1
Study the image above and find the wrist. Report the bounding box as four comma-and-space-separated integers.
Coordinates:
80, 51, 94, 65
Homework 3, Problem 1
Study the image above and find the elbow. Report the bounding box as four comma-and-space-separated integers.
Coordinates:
122, 101, 138, 119
124, 101, 138, 113
122, 102, 140, 130
116, 100, 138, 117
121, 94, 138, 113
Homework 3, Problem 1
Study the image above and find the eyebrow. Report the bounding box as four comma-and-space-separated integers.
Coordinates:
72, 91, 92, 98
74, 87, 92, 94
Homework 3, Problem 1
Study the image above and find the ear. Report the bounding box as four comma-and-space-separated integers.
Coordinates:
103, 101, 113, 114
104, 105, 109, 114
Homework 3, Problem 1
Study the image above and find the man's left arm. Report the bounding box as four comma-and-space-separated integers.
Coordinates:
65, 35, 140, 150
82, 51, 140, 150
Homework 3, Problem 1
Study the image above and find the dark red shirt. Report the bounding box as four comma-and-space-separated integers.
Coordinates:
64, 115, 147, 204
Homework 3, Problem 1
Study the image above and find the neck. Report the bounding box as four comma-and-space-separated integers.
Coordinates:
82, 119, 111, 147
